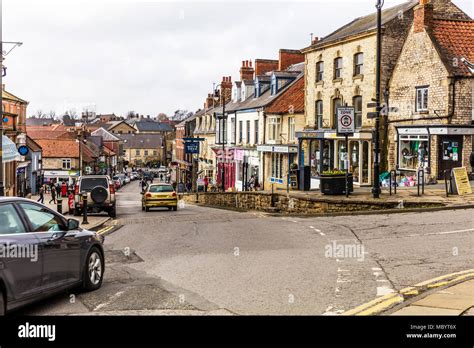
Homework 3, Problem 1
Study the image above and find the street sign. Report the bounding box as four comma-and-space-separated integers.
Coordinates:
336, 107, 355, 135
270, 177, 284, 184
185, 141, 200, 154
17, 145, 29, 156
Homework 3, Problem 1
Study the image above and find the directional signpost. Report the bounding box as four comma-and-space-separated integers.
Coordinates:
337, 107, 355, 198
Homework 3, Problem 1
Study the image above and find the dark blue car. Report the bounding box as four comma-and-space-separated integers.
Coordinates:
0, 197, 105, 315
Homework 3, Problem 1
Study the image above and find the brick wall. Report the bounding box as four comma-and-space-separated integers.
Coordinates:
255, 59, 279, 75
279, 49, 304, 71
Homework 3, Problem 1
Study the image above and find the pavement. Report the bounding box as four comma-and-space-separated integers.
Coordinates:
30, 193, 111, 230
21, 182, 474, 316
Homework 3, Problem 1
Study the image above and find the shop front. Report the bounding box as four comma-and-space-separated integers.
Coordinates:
43, 170, 80, 186
257, 144, 298, 191
296, 130, 373, 190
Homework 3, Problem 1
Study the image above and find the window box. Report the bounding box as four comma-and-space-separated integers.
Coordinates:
319, 172, 353, 195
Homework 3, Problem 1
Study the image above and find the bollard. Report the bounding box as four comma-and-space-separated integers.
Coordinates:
82, 192, 89, 225
389, 170, 397, 196
57, 196, 63, 214
417, 169, 425, 197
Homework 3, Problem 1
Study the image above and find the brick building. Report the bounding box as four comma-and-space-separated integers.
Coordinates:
387, 0, 473, 181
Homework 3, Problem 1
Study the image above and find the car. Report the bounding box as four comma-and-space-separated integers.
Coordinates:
141, 183, 178, 212
117, 174, 127, 186
74, 175, 116, 218
124, 177, 131, 184
0, 197, 105, 315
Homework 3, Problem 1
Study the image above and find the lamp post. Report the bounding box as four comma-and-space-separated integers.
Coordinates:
213, 84, 227, 192
372, 0, 383, 199
0, 38, 23, 197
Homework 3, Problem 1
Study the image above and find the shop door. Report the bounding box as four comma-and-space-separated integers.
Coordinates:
438, 135, 463, 179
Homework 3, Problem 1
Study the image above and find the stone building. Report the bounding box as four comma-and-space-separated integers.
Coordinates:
387, 0, 473, 181
300, 0, 420, 189
120, 133, 164, 167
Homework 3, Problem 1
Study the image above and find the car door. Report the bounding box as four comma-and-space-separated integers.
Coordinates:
0, 203, 43, 304
18, 202, 81, 291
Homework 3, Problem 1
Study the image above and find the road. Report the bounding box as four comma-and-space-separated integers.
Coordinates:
22, 181, 474, 315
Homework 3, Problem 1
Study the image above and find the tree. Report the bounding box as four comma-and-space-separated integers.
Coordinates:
172, 109, 193, 121
65, 108, 78, 119
35, 109, 46, 118
156, 113, 168, 122
48, 110, 56, 119
126, 111, 136, 119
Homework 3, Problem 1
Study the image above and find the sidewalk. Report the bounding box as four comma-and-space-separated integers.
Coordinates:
30, 193, 111, 230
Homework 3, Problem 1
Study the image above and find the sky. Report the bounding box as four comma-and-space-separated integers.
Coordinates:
3, 0, 473, 118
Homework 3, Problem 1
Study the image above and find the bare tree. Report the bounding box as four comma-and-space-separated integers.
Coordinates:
65, 108, 78, 119
126, 110, 136, 119
35, 109, 45, 118
156, 113, 168, 122
48, 110, 56, 119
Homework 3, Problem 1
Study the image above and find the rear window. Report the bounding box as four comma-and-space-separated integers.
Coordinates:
149, 185, 174, 193
80, 178, 108, 191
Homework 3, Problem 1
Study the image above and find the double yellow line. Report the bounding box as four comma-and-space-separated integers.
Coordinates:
97, 226, 114, 235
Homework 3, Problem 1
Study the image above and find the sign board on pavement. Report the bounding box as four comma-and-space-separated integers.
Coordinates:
336, 107, 355, 135
451, 167, 472, 195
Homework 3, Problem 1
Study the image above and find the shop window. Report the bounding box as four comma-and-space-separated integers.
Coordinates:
349, 141, 360, 183
288, 117, 295, 142
362, 141, 369, 184
332, 98, 342, 129
334, 57, 342, 79
353, 96, 362, 128
271, 153, 283, 179
416, 87, 428, 112
399, 135, 429, 171
268, 117, 281, 142
315, 100, 323, 129
316, 61, 324, 82
354, 53, 364, 75
62, 159, 71, 170
337, 141, 348, 170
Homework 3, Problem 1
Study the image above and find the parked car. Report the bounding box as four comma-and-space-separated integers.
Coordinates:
124, 176, 131, 184
0, 197, 105, 315
117, 174, 127, 186
141, 183, 178, 212
74, 175, 116, 218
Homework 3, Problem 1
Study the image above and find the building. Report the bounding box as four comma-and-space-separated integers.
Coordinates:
387, 0, 473, 181
172, 111, 198, 185
120, 133, 164, 167
91, 127, 122, 174
18, 136, 42, 196
107, 120, 136, 135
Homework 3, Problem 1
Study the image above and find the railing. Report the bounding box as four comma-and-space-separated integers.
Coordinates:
389, 170, 397, 196
417, 168, 425, 197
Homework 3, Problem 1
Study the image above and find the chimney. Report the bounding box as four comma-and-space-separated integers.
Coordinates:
255, 59, 279, 76
414, 0, 433, 33
312, 36, 319, 45
220, 76, 232, 104
205, 93, 214, 109
240, 60, 254, 81
278, 49, 304, 71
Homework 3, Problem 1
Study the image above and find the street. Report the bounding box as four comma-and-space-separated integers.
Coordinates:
20, 182, 474, 315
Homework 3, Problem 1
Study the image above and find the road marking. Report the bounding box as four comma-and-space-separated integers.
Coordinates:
376, 286, 395, 296
407, 228, 474, 238
97, 226, 113, 235
93, 291, 125, 311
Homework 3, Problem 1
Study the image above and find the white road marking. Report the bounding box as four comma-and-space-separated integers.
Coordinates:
376, 286, 395, 296
372, 267, 382, 271
93, 291, 125, 311
319, 232, 326, 236
408, 228, 474, 237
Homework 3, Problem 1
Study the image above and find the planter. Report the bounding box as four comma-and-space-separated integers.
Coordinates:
319, 174, 353, 195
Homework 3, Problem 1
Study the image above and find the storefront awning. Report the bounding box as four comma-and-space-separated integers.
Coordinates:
2, 135, 21, 163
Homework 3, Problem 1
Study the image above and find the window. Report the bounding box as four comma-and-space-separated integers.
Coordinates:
271, 153, 283, 178
62, 159, 71, 170
254, 120, 259, 144
271, 75, 277, 95
144, 150, 149, 156
230, 118, 235, 143
239, 121, 243, 143
416, 87, 428, 112
153, 150, 158, 156
148, 184, 174, 193
353, 96, 363, 128
354, 53, 364, 75
316, 61, 324, 82
79, 178, 108, 192
316, 100, 323, 129
246, 120, 251, 143
332, 98, 342, 128
268, 117, 281, 141
0, 204, 26, 234
135, 150, 140, 156
334, 57, 342, 79
288, 117, 295, 141
399, 135, 429, 171
20, 203, 65, 232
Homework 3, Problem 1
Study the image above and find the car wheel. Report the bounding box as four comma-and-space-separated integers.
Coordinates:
82, 247, 104, 291
0, 288, 5, 316
108, 207, 116, 218
172, 206, 177, 211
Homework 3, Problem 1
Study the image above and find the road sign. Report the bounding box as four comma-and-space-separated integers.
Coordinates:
337, 107, 355, 135
17, 145, 29, 156
270, 177, 284, 184
185, 141, 200, 154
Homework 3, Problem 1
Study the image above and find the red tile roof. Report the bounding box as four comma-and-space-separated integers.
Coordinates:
431, 19, 474, 76
265, 76, 305, 114
35, 139, 79, 158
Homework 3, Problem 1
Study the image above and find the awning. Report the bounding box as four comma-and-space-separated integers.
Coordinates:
16, 161, 31, 169
2, 135, 21, 163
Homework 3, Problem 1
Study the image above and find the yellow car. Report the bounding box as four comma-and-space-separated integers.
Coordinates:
142, 183, 178, 211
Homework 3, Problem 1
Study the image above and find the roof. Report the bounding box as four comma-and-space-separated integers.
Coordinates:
304, 0, 418, 51
134, 121, 174, 132
35, 139, 79, 158
26, 117, 56, 126
26, 136, 42, 152
27, 125, 77, 140
265, 76, 305, 114
119, 133, 163, 149
106, 120, 135, 132
430, 19, 474, 76
91, 127, 120, 141
2, 89, 28, 104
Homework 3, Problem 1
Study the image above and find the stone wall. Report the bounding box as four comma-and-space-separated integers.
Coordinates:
181, 191, 443, 214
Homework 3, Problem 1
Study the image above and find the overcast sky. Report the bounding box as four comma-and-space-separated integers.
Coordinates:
3, 0, 473, 118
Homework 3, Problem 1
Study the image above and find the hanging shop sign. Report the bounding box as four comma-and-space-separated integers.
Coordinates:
185, 141, 200, 154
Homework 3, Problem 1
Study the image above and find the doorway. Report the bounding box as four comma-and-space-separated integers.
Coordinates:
438, 135, 463, 179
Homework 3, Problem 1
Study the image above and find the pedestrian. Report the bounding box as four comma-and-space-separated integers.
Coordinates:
203, 175, 209, 192
141, 178, 147, 192
49, 185, 57, 204
186, 181, 192, 193
248, 175, 255, 191
61, 181, 67, 197
37, 185, 45, 203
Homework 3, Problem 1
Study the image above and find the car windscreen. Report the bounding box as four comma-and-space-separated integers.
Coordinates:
80, 178, 108, 191
149, 185, 174, 193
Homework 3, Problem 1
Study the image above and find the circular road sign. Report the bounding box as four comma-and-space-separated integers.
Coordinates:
18, 145, 29, 156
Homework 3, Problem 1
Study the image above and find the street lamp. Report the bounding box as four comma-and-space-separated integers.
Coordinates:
213, 84, 227, 192
372, 0, 383, 199
0, 40, 23, 196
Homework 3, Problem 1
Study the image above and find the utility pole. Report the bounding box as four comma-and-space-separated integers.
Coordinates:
372, 0, 383, 199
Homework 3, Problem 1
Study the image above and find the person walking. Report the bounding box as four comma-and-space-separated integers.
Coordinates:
37, 185, 45, 203
49, 185, 57, 204
203, 175, 209, 192
247, 175, 255, 191
61, 181, 67, 197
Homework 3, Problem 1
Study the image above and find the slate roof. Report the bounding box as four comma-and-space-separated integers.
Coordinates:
26, 117, 56, 126
134, 121, 174, 132
119, 133, 163, 149
265, 76, 305, 115
430, 19, 474, 76
91, 127, 121, 141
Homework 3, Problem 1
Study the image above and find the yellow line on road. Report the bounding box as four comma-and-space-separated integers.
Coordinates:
97, 226, 113, 235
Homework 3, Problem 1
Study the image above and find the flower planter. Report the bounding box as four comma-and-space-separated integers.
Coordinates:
319, 174, 353, 195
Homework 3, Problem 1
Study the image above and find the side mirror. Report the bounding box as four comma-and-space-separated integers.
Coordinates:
67, 218, 80, 230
